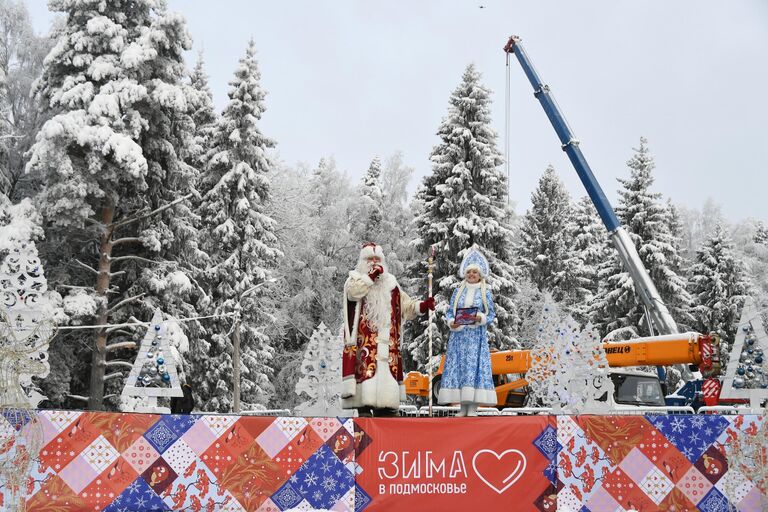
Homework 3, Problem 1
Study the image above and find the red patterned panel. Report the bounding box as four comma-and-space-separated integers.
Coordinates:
601, 467, 656, 512
576, 416, 654, 465
39, 435, 79, 473
637, 427, 691, 484
200, 421, 255, 476
273, 425, 324, 477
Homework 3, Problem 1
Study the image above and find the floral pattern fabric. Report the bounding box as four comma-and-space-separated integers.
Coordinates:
439, 286, 497, 405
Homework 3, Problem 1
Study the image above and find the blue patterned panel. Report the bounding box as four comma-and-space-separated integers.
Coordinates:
293, 444, 355, 510
698, 486, 731, 512
646, 415, 730, 463
534, 425, 562, 461
143, 418, 180, 454
104, 477, 169, 512
271, 481, 304, 511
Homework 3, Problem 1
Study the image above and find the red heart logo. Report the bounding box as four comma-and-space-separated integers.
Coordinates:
471, 449, 527, 494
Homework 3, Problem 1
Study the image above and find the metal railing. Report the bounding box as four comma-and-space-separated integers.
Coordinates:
500, 407, 553, 416
697, 405, 766, 415
239, 409, 293, 416
609, 406, 695, 415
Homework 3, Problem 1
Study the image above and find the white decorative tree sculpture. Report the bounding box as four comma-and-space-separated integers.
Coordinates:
719, 297, 768, 409
294, 323, 344, 416
0, 226, 52, 509
0, 240, 56, 408
526, 301, 614, 414
121, 309, 183, 413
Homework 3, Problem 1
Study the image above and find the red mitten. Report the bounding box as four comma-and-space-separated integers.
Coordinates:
368, 265, 383, 281
419, 296, 436, 314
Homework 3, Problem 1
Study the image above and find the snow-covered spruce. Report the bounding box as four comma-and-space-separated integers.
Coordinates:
688, 224, 750, 343
517, 165, 577, 304
194, 39, 281, 412
588, 137, 692, 336
406, 63, 518, 371
29, 0, 203, 410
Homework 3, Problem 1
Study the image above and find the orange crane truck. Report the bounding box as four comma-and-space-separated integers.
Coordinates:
405, 333, 721, 409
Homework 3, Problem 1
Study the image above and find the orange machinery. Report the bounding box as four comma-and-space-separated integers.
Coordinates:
404, 333, 721, 408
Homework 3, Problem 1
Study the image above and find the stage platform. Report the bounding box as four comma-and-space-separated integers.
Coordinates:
0, 410, 766, 511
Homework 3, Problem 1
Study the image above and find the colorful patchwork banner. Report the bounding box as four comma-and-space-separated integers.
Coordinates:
0, 410, 765, 511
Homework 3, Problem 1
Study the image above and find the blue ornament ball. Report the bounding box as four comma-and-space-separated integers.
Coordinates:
747, 338, 755, 346
151, 340, 158, 346
738, 367, 746, 375
157, 357, 165, 365
756, 356, 764, 364
162, 373, 171, 382
154, 324, 161, 332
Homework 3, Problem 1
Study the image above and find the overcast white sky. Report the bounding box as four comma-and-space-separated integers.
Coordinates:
26, 1, 768, 221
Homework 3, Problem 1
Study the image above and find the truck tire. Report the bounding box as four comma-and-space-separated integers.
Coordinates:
432, 375, 442, 403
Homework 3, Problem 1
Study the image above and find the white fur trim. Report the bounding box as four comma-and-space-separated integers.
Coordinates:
349, 270, 374, 287
438, 386, 497, 406
341, 376, 356, 398
448, 322, 465, 332
360, 244, 385, 260
477, 312, 487, 326
341, 360, 401, 409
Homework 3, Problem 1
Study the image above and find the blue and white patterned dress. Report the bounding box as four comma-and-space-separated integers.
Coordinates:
437, 282, 497, 406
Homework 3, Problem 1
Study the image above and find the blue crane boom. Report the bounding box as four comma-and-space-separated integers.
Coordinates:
503, 35, 687, 381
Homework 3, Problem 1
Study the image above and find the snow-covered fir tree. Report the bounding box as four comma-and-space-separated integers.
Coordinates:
517, 165, 576, 303
688, 224, 750, 342
194, 39, 281, 411
407, 63, 518, 369
0, 0, 51, 201
351, 156, 385, 245
589, 138, 692, 336
665, 199, 688, 275
28, 0, 202, 410
568, 196, 610, 321
754, 221, 768, 246
187, 51, 217, 172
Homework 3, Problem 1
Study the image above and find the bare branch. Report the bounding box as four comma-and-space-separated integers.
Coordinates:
67, 394, 90, 402
104, 372, 125, 381
103, 394, 117, 400
111, 237, 142, 247
111, 192, 194, 229
73, 259, 99, 275
105, 361, 134, 369
105, 341, 137, 352
107, 293, 145, 315
109, 255, 168, 265
109, 271, 126, 278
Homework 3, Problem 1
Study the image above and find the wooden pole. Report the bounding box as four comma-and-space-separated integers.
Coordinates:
233, 312, 241, 414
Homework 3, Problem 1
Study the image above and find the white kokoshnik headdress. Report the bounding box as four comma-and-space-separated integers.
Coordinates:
459, 245, 490, 278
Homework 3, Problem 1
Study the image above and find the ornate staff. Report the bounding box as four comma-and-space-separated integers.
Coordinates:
427, 245, 436, 417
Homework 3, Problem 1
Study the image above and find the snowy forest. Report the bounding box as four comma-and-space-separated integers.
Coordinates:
1, 0, 766, 413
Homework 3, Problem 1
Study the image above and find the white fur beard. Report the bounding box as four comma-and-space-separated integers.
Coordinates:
355, 258, 388, 276
363, 279, 391, 333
